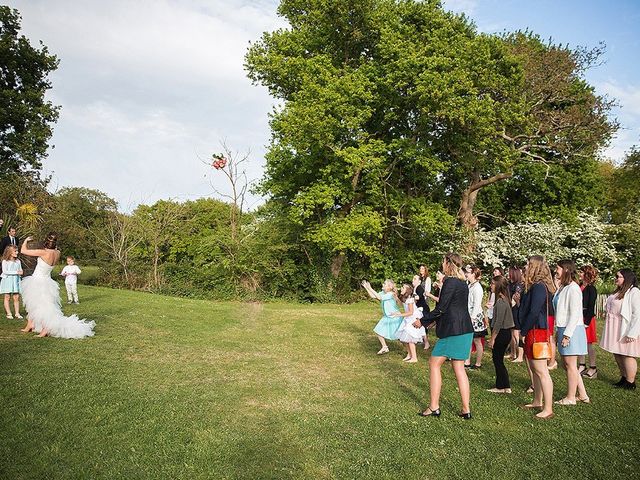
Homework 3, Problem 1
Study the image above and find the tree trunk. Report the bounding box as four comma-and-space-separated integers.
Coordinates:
457, 171, 513, 229
457, 187, 480, 231
331, 252, 346, 279
457, 171, 514, 254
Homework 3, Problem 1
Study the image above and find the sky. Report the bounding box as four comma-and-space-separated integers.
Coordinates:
6, 0, 640, 211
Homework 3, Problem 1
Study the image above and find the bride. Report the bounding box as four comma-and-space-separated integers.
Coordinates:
20, 233, 95, 338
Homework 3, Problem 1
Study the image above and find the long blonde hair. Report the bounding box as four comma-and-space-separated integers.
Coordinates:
524, 255, 556, 293
443, 253, 465, 281
2, 246, 17, 262
382, 279, 401, 305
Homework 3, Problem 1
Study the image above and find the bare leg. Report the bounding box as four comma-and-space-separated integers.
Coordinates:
510, 330, 518, 360
423, 335, 430, 350
526, 357, 543, 407
37, 329, 48, 337
584, 344, 597, 376
376, 335, 388, 353
12, 294, 20, 316
562, 355, 587, 401
622, 356, 638, 382
473, 338, 484, 367
3, 294, 11, 316
427, 355, 446, 411
402, 342, 411, 361
523, 355, 534, 392
614, 354, 627, 378
20, 317, 34, 332
407, 342, 417, 362
452, 359, 471, 414
548, 335, 557, 368
531, 359, 554, 417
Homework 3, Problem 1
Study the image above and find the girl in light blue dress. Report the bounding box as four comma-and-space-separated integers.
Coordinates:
362, 279, 403, 354
1, 245, 23, 319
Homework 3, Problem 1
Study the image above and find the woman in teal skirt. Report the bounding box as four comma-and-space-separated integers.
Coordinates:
362, 279, 403, 354
414, 253, 475, 419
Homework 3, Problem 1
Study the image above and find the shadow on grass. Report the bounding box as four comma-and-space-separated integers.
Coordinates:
346, 322, 426, 407
221, 415, 312, 480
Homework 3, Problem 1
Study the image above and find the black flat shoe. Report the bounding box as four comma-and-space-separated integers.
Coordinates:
458, 412, 472, 420
614, 377, 627, 387
419, 407, 441, 417
623, 381, 637, 390
469, 365, 482, 370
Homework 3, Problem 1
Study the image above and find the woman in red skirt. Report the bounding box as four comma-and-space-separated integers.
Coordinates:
579, 265, 599, 379
519, 255, 557, 420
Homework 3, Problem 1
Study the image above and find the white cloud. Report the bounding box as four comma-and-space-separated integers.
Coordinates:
596, 80, 640, 162
5, 0, 285, 211
443, 0, 478, 15
598, 81, 640, 118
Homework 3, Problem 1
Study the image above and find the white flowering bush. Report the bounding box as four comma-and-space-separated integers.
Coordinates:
476, 213, 619, 274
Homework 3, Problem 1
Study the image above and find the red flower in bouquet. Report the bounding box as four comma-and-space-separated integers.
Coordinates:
211, 154, 227, 170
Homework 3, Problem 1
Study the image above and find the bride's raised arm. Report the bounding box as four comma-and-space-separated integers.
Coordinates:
20, 237, 48, 258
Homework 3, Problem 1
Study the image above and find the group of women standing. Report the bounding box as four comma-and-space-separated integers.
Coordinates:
365, 252, 640, 420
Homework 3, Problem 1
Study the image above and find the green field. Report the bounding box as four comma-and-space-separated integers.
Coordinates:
1, 286, 638, 479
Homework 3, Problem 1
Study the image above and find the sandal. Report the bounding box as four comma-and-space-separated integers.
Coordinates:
418, 407, 441, 417
577, 396, 591, 404
487, 388, 512, 394
15, 313, 23, 319
526, 385, 534, 393
376, 346, 389, 355
582, 368, 597, 379
554, 397, 577, 406
6, 314, 13, 319
523, 403, 543, 410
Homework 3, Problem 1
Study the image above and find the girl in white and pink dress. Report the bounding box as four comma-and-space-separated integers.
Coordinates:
395, 284, 424, 363
600, 269, 640, 390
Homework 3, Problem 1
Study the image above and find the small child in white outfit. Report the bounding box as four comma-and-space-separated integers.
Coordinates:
60, 256, 82, 304
394, 283, 424, 363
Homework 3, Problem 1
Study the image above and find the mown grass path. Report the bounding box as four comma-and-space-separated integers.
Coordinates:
1, 286, 638, 479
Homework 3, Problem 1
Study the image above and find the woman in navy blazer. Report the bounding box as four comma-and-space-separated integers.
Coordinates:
519, 255, 556, 420
414, 253, 474, 419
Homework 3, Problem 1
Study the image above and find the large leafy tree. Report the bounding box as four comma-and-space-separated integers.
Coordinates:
41, 187, 118, 259
0, 6, 60, 177
456, 32, 616, 228
606, 146, 640, 223
246, 0, 616, 277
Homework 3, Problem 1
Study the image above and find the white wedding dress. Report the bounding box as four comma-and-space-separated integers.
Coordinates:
21, 258, 95, 338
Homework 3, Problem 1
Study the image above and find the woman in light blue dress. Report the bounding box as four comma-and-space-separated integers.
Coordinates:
362, 279, 403, 354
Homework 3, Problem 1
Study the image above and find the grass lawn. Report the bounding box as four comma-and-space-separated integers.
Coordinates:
1, 286, 639, 479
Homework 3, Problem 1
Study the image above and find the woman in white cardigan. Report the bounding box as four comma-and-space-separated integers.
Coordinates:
601, 269, 640, 390
553, 260, 589, 405
465, 265, 486, 369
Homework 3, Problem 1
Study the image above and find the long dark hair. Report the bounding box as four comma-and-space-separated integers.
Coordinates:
556, 259, 577, 287
443, 253, 465, 280
615, 269, 638, 300
493, 275, 511, 302
508, 266, 522, 284
43, 232, 58, 250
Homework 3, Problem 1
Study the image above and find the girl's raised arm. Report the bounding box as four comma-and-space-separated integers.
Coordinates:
361, 281, 381, 300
